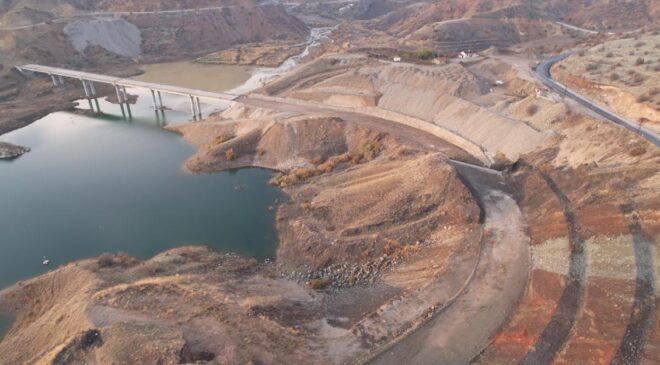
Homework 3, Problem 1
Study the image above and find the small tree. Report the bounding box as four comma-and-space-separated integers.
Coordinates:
416, 49, 434, 60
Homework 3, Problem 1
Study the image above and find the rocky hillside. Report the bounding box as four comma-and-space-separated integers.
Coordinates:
371, 0, 658, 34
0, 0, 308, 68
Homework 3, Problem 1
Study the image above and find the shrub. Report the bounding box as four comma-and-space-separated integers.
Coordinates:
269, 167, 317, 188
635, 42, 646, 47
630, 73, 646, 84
605, 52, 614, 58
649, 87, 660, 96
610, 72, 620, 80
293, 167, 316, 180
224, 148, 236, 161
585, 63, 600, 71
308, 278, 332, 290
416, 49, 434, 60
526, 104, 539, 116
310, 155, 323, 165
97, 253, 115, 268
213, 133, 233, 145
629, 146, 646, 156
359, 140, 382, 161
636, 94, 650, 103
317, 161, 335, 173
316, 153, 350, 173
383, 239, 401, 255
116, 252, 132, 265
635, 57, 645, 65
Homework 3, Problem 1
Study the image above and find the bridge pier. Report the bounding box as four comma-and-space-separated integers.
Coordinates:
114, 85, 124, 103
124, 86, 132, 119
196, 97, 202, 119
58, 75, 65, 86
150, 89, 159, 111
157, 91, 164, 110
81, 79, 90, 98
50, 74, 59, 87
88, 81, 97, 97
189, 95, 198, 120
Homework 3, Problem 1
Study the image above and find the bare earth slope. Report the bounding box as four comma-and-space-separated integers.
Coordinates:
553, 31, 660, 134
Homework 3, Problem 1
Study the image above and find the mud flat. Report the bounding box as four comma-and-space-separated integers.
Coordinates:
132, 61, 253, 93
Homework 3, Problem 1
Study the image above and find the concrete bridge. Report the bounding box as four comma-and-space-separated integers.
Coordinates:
16, 64, 494, 165
16, 64, 238, 120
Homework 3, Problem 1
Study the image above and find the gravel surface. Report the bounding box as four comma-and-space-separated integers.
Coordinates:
64, 18, 141, 58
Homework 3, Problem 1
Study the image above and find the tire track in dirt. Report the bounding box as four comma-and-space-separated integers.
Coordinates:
518, 173, 587, 365
610, 204, 657, 365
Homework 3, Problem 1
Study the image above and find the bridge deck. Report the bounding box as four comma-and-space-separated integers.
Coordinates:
19, 64, 238, 101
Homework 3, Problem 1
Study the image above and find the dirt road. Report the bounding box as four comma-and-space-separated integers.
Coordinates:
367, 163, 531, 365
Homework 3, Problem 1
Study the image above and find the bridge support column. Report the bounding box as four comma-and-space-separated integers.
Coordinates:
50, 74, 59, 87
196, 97, 202, 119
150, 89, 159, 111
88, 81, 97, 97
58, 75, 65, 86
189, 95, 198, 120
123, 86, 132, 119
81, 79, 91, 98
114, 85, 124, 103
157, 91, 164, 110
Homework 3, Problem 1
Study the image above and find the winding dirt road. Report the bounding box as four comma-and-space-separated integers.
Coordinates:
367, 163, 530, 365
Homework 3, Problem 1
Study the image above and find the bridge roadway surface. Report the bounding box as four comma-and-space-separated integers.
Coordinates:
18, 64, 237, 102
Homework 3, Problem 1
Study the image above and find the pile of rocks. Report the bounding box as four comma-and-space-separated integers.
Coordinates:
281, 254, 399, 289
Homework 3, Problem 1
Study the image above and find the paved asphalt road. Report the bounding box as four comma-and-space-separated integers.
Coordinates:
536, 54, 660, 147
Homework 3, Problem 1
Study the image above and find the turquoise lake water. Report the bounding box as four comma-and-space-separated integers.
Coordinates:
0, 92, 284, 338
